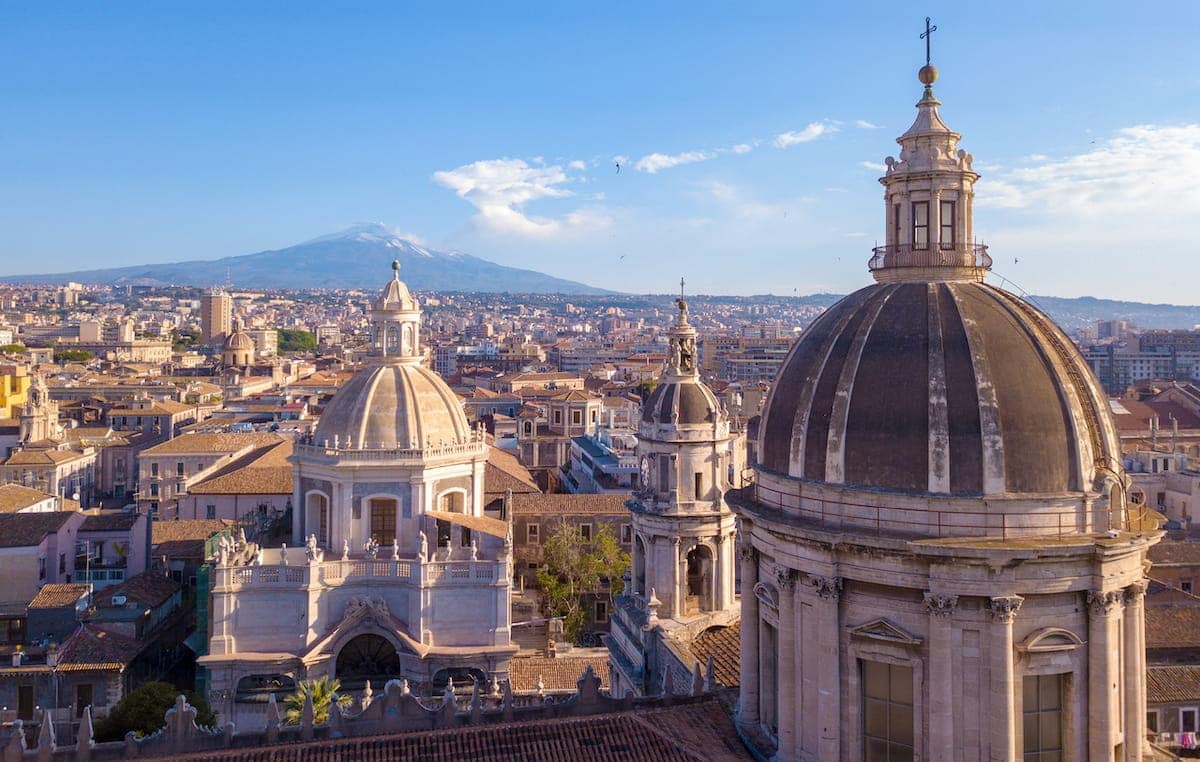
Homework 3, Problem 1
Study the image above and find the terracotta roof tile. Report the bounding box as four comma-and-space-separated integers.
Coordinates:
186, 440, 293, 495
156, 698, 748, 762
1146, 605, 1200, 649
484, 447, 540, 497
80, 511, 140, 532
95, 571, 180, 609
28, 583, 90, 609
511, 493, 632, 517
690, 622, 740, 688
152, 519, 232, 559
1149, 540, 1200, 566
509, 654, 611, 692
1148, 665, 1200, 704
142, 432, 284, 456
56, 624, 143, 671
0, 511, 79, 548
0, 483, 56, 514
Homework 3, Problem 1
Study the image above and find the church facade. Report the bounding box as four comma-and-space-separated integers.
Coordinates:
732, 57, 1162, 761
199, 263, 516, 727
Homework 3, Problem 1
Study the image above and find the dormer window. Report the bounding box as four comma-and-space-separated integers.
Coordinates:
911, 201, 929, 249
939, 200, 956, 248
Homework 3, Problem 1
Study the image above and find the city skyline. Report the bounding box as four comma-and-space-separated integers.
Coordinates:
2, 3, 1198, 301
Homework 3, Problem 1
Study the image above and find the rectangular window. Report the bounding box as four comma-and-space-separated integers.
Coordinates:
176, 461, 184, 476
572, 410, 582, 425
1182, 707, 1198, 734
527, 523, 539, 544
892, 203, 901, 244
151, 462, 159, 477
621, 524, 632, 543
580, 523, 592, 542
659, 454, 671, 493
939, 200, 956, 247
59, 553, 66, 574
150, 483, 159, 497
369, 498, 397, 545
553, 410, 562, 425
1146, 710, 1159, 734
1022, 673, 1064, 760
862, 660, 914, 761
595, 600, 608, 623
76, 684, 93, 716
461, 527, 472, 547
911, 201, 929, 250
694, 472, 704, 500
39, 557, 46, 580
18, 685, 33, 721
206, 504, 216, 520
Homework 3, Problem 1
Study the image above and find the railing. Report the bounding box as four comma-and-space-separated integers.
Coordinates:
293, 440, 487, 462
868, 243, 991, 271
213, 557, 502, 588
745, 480, 1161, 541
75, 568, 126, 583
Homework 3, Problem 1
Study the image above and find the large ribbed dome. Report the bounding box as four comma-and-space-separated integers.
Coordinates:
758, 280, 1120, 496
314, 361, 471, 449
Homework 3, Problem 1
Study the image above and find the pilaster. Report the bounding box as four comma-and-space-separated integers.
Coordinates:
1087, 589, 1122, 761
738, 542, 760, 726
775, 567, 798, 759
1123, 580, 1148, 761
812, 575, 842, 761
989, 595, 1022, 762
924, 591, 959, 758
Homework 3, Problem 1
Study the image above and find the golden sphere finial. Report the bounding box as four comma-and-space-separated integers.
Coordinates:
918, 64, 938, 86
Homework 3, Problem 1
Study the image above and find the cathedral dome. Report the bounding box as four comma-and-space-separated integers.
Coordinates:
642, 379, 722, 426
223, 328, 254, 352
313, 361, 471, 449
758, 280, 1119, 496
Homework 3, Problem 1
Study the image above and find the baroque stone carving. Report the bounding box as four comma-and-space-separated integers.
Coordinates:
923, 591, 959, 618
989, 595, 1023, 623
1086, 589, 1123, 615
774, 567, 797, 591
1124, 579, 1148, 603
812, 575, 843, 600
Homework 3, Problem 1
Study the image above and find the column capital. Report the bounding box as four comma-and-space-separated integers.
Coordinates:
737, 543, 757, 562
775, 567, 797, 591
923, 591, 959, 618
1124, 579, 1148, 603
989, 595, 1023, 623
1087, 589, 1123, 616
811, 575, 843, 600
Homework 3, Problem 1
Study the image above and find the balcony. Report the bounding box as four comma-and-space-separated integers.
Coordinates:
868, 242, 991, 272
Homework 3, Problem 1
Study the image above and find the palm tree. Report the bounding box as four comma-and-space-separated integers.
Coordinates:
284, 676, 352, 725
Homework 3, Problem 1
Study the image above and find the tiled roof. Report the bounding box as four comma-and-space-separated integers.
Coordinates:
186, 439, 293, 495
1146, 605, 1200, 649
4, 448, 89, 466
1110, 398, 1200, 431
56, 624, 144, 671
80, 511, 140, 532
0, 483, 56, 514
1148, 665, 1200, 704
511, 493, 632, 517
152, 519, 231, 560
0, 511, 78, 548
142, 432, 283, 456
155, 698, 748, 761
95, 571, 180, 609
690, 622, 740, 688
484, 447, 539, 497
108, 400, 195, 415
1149, 540, 1200, 566
28, 583, 90, 609
509, 654, 611, 692
426, 511, 509, 539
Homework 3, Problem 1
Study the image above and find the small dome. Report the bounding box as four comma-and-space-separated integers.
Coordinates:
758, 280, 1120, 496
223, 329, 255, 352
375, 261, 419, 312
314, 362, 470, 449
642, 379, 722, 426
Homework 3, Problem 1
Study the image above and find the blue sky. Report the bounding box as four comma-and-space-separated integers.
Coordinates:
2, 2, 1199, 301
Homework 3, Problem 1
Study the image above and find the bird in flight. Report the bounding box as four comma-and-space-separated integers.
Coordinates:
615, 162, 621, 174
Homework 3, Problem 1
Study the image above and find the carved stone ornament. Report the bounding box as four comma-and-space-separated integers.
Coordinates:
1086, 589, 1123, 616
989, 595, 1024, 622
923, 591, 959, 618
812, 576, 843, 600
774, 567, 797, 591
737, 543, 757, 563
1124, 579, 1148, 603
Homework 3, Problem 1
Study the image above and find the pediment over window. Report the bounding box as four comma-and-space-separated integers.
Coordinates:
848, 618, 923, 647
752, 581, 778, 610
1018, 627, 1084, 653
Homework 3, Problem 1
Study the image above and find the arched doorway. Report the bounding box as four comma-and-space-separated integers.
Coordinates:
686, 545, 714, 614
335, 634, 401, 690
306, 493, 329, 546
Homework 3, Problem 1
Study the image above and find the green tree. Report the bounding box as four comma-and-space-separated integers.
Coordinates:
276, 329, 317, 353
53, 349, 93, 363
284, 676, 352, 725
635, 378, 659, 401
535, 522, 630, 642
171, 329, 200, 351
0, 344, 26, 354
94, 681, 216, 741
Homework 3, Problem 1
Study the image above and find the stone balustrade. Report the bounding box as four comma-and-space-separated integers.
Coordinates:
212, 557, 502, 589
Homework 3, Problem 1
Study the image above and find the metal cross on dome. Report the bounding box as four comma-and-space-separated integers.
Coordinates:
679, 277, 685, 298
921, 16, 937, 66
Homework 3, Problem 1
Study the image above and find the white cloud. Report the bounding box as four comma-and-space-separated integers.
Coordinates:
431, 158, 610, 239
730, 143, 754, 154
854, 120, 881, 129
567, 160, 588, 171
860, 160, 887, 172
634, 149, 717, 174
773, 121, 839, 148
977, 124, 1200, 215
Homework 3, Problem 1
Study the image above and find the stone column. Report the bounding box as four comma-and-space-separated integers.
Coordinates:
1088, 589, 1122, 760
814, 576, 843, 761
775, 568, 798, 759
1123, 580, 1148, 761
989, 595, 1022, 762
738, 542, 760, 727
292, 468, 303, 543
714, 533, 727, 611
671, 537, 683, 619
925, 591, 959, 758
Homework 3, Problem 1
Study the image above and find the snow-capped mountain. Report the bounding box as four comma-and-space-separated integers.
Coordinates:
3, 224, 609, 294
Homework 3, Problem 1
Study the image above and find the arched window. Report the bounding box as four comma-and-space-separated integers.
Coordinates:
439, 491, 464, 513
685, 545, 715, 614
306, 492, 329, 546
336, 634, 400, 690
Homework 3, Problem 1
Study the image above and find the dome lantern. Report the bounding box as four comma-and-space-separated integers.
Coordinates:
369, 260, 422, 361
